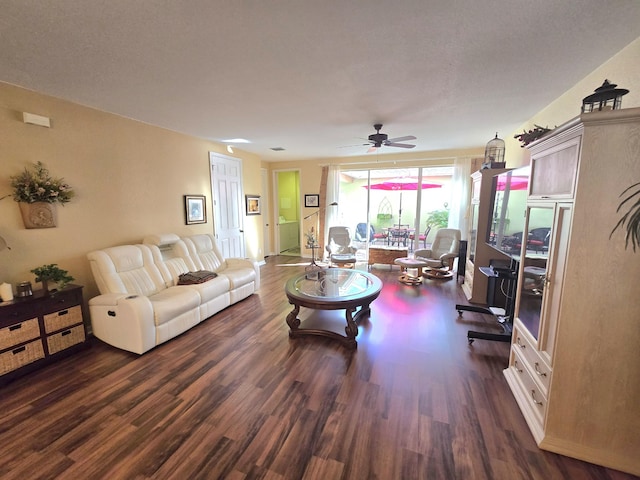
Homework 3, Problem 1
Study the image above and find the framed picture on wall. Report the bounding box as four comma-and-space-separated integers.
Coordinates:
184, 195, 206, 224
305, 194, 319, 208
246, 194, 261, 215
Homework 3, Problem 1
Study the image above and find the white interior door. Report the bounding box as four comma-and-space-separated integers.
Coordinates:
261, 168, 271, 256
209, 152, 245, 258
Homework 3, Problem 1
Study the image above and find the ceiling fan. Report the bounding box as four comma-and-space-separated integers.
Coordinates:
357, 124, 417, 153
340, 124, 417, 153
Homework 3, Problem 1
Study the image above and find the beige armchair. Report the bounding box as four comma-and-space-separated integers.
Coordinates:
415, 228, 461, 277
325, 226, 357, 267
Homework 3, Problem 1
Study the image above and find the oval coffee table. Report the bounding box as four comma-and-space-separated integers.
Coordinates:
285, 269, 382, 349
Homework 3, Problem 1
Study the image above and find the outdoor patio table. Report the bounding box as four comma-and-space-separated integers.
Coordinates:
385, 227, 414, 247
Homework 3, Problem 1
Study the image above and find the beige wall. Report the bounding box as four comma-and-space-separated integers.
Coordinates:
505, 36, 640, 167
0, 82, 263, 301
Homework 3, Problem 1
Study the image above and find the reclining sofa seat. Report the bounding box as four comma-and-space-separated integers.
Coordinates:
144, 234, 233, 321
181, 234, 260, 303
87, 233, 259, 354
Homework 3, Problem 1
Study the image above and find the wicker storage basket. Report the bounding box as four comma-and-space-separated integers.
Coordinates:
43, 305, 83, 333
368, 247, 408, 266
0, 317, 40, 351
0, 339, 45, 375
47, 324, 85, 355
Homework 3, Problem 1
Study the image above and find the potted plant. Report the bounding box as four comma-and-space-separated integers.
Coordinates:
9, 161, 75, 228
611, 181, 640, 252
30, 264, 74, 293
425, 208, 450, 229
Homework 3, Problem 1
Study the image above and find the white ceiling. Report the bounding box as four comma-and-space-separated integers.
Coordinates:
2, 1, 640, 162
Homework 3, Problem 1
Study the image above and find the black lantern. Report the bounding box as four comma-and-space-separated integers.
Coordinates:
581, 79, 629, 113
483, 133, 505, 169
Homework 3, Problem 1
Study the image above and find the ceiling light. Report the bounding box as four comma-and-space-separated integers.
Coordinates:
222, 138, 250, 144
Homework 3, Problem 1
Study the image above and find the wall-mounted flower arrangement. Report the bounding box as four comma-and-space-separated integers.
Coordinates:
9, 161, 75, 228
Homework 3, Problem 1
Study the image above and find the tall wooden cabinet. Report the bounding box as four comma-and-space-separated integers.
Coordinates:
462, 168, 510, 304
503, 108, 640, 476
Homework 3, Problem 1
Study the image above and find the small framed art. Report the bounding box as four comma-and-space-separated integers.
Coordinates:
305, 194, 319, 208
184, 195, 206, 224
246, 194, 261, 215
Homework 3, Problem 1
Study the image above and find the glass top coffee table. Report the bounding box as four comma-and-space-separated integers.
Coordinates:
285, 268, 383, 349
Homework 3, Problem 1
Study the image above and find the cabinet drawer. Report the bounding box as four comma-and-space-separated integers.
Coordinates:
0, 339, 45, 375
512, 324, 552, 393
47, 324, 86, 355
0, 302, 39, 325
39, 288, 82, 313
44, 305, 83, 333
0, 318, 40, 351
508, 347, 547, 425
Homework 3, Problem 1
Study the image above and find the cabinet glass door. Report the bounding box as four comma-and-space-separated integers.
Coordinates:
469, 203, 479, 262
516, 206, 553, 341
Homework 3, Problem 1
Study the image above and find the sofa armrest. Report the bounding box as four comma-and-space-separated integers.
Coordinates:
225, 258, 261, 290
88, 293, 156, 354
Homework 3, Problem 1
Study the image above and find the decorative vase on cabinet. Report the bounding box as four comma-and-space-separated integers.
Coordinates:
503, 107, 640, 477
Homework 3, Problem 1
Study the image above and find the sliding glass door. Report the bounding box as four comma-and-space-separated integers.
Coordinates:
334, 167, 454, 261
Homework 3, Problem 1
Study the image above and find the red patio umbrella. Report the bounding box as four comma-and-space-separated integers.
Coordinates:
497, 176, 528, 191
365, 178, 442, 228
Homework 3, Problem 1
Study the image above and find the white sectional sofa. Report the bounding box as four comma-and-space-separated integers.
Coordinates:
86, 233, 260, 354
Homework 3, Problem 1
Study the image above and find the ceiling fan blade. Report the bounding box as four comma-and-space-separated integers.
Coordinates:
386, 135, 416, 143
385, 142, 416, 149
338, 143, 371, 148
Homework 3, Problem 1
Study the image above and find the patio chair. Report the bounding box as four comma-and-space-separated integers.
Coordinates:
373, 227, 389, 244
409, 225, 432, 250
388, 224, 410, 247
355, 223, 374, 242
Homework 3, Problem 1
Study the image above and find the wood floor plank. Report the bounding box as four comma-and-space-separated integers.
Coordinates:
0, 255, 635, 479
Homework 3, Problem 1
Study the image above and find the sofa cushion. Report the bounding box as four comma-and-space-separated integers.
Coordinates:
222, 259, 257, 289
182, 234, 225, 272
87, 245, 166, 296
178, 275, 231, 303
149, 287, 200, 326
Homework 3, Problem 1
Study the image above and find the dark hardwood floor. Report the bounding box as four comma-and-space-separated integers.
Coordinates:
0, 256, 634, 480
